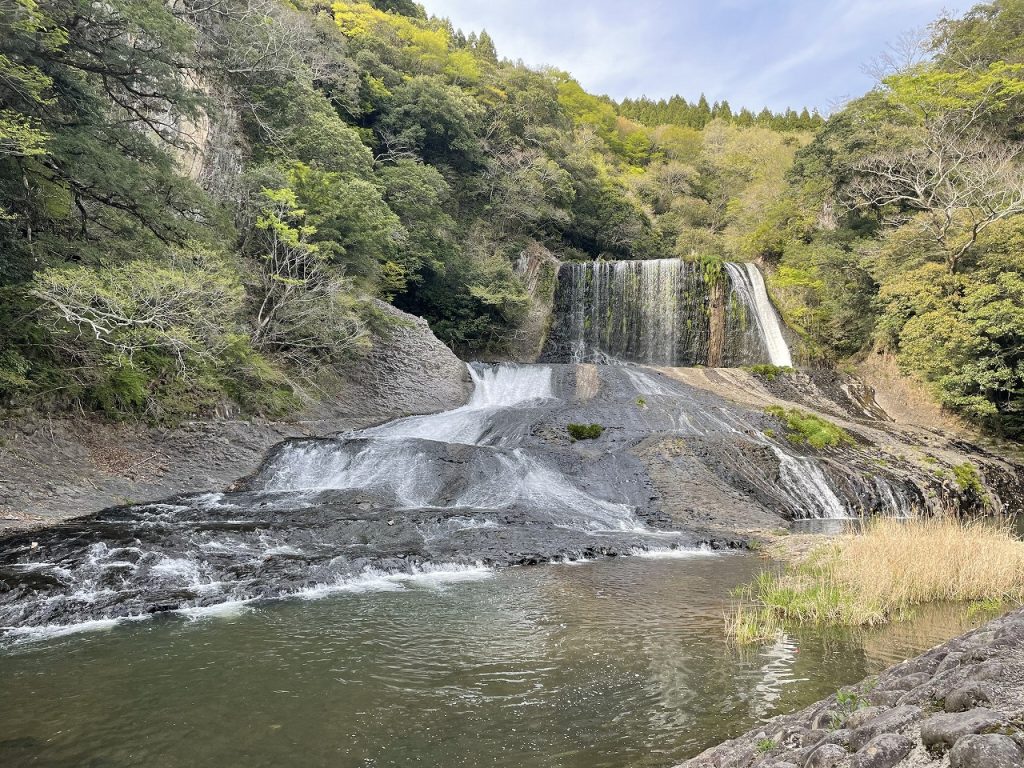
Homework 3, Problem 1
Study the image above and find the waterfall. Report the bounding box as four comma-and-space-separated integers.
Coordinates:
255, 364, 641, 530
542, 258, 793, 367
723, 263, 793, 368
771, 447, 848, 519
543, 259, 702, 366
366, 364, 554, 445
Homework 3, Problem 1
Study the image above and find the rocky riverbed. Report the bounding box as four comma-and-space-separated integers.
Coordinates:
680, 607, 1024, 768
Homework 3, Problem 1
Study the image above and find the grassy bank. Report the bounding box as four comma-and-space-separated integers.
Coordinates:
730, 518, 1024, 644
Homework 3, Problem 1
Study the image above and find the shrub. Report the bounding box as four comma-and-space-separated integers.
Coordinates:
31, 247, 244, 368
747, 364, 796, 381
765, 406, 853, 449
567, 423, 604, 440
952, 462, 984, 495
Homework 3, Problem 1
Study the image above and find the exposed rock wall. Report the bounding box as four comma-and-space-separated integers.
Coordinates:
312, 300, 472, 422
511, 241, 560, 362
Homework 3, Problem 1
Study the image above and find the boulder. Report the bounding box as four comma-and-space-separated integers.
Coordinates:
850, 733, 914, 768
802, 743, 849, 768
845, 707, 884, 730
943, 682, 993, 713
919, 708, 1007, 753
877, 672, 931, 692
949, 734, 1024, 768
849, 706, 922, 751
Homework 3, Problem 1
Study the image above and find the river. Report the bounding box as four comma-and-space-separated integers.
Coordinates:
0, 552, 987, 767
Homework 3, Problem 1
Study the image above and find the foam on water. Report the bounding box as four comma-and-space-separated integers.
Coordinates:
295, 562, 494, 599
2, 614, 152, 644
178, 601, 252, 621
630, 546, 719, 560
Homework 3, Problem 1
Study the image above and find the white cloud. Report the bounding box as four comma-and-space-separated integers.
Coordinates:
419, 0, 976, 112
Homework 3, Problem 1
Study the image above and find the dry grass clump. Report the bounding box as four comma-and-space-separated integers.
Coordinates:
840, 517, 1024, 613
729, 518, 1024, 643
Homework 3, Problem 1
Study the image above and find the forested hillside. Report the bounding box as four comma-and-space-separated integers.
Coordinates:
760, 0, 1024, 439
0, 0, 1022, 440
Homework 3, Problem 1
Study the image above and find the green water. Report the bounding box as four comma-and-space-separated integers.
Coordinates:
0, 553, 986, 768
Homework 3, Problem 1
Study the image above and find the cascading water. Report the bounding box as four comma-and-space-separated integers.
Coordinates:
542, 259, 696, 365
604, 365, 928, 522
366, 363, 554, 445
3, 363, 704, 635
542, 258, 793, 367
771, 447, 848, 519
723, 263, 793, 368
0, 356, 969, 639
256, 364, 642, 529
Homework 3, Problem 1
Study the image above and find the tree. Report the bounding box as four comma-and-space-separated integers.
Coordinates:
377, 75, 484, 169
0, 0, 55, 160
246, 184, 367, 365
695, 93, 712, 127
378, 159, 457, 281
478, 147, 573, 235
285, 162, 403, 289
476, 29, 499, 63
31, 248, 243, 370
845, 118, 1024, 272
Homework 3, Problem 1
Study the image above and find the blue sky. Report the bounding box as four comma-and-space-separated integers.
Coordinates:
420, 0, 977, 113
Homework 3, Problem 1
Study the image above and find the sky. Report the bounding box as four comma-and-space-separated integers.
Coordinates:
419, 0, 978, 114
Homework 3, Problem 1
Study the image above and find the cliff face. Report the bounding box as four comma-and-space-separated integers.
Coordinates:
0, 302, 471, 532
510, 241, 561, 363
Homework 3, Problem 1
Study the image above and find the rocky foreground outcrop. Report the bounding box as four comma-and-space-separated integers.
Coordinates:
0, 302, 471, 532
680, 608, 1024, 768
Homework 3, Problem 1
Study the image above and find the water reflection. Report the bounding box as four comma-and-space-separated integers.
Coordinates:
0, 554, 992, 768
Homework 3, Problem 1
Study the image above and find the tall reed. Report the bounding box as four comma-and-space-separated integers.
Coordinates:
729, 518, 1024, 642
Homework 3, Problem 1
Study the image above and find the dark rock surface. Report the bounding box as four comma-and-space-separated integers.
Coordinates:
678, 608, 1024, 768
919, 708, 1007, 753
849, 707, 922, 751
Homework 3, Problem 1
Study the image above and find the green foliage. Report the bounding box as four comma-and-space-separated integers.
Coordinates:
832, 690, 869, 728
747, 0, 1024, 437
698, 254, 725, 286
2, 0, 1018, 442
567, 423, 604, 440
952, 462, 985, 495
756, 739, 777, 754
765, 406, 854, 449
881, 61, 1024, 122
965, 596, 1005, 620
619, 94, 824, 133
746, 364, 795, 381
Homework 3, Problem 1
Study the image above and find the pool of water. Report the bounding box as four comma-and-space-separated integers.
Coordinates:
0, 553, 989, 768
